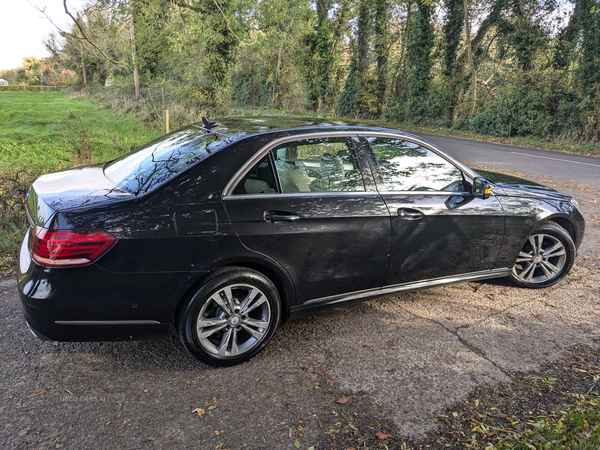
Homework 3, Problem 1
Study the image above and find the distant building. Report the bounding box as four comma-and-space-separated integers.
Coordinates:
0, 79, 8, 86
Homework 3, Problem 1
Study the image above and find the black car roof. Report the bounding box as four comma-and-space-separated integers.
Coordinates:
201, 116, 418, 141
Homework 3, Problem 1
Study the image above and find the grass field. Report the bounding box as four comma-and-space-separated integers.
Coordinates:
0, 91, 161, 273
0, 91, 161, 172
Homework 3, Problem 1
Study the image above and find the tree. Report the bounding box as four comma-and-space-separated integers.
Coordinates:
405, 0, 434, 121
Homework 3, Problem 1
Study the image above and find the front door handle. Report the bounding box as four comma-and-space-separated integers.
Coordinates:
398, 209, 424, 220
264, 212, 301, 223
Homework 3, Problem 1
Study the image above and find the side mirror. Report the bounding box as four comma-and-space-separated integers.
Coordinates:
472, 177, 492, 199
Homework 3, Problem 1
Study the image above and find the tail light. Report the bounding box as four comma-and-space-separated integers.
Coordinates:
30, 227, 117, 267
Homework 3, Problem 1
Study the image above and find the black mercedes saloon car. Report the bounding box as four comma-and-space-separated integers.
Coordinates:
18, 117, 585, 366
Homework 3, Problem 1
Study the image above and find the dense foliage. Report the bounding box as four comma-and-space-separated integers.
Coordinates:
36, 0, 600, 143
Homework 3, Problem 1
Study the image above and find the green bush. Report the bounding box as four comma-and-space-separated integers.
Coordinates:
470, 85, 556, 137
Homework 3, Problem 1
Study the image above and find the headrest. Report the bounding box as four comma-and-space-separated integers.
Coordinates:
285, 147, 297, 163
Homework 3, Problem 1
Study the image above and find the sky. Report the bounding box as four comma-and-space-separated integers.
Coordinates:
0, 0, 86, 71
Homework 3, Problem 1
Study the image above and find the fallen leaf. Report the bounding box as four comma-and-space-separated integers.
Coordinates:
376, 431, 389, 440
337, 396, 349, 404
488, 430, 497, 437
506, 313, 516, 319
192, 408, 205, 417
294, 439, 301, 448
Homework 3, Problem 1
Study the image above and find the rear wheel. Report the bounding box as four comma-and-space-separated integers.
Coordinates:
509, 223, 575, 289
177, 268, 280, 366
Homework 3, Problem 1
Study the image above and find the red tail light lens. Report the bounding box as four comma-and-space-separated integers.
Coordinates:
30, 227, 117, 267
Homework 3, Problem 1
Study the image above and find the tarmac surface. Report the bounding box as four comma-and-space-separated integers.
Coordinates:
1, 173, 599, 449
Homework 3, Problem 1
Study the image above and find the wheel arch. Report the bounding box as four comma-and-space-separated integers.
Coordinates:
172, 258, 295, 325
545, 216, 577, 244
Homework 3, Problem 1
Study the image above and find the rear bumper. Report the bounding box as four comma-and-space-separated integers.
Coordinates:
17, 234, 204, 342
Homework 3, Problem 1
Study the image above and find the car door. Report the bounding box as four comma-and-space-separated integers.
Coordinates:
359, 134, 506, 286
222, 133, 391, 305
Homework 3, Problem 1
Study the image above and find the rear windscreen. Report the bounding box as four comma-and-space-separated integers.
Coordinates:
104, 126, 238, 195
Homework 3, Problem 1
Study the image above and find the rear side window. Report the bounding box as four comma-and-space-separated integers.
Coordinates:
271, 137, 365, 193
232, 155, 279, 195
104, 126, 240, 196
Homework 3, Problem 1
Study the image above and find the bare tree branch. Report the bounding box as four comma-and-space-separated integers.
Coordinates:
33, 1, 128, 67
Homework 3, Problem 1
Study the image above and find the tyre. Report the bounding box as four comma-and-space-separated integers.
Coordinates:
509, 223, 575, 289
177, 267, 281, 367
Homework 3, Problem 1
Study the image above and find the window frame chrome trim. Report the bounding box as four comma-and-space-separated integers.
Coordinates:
223, 190, 383, 201
222, 130, 480, 199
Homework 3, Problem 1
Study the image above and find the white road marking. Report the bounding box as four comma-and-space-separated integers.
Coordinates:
511, 152, 600, 168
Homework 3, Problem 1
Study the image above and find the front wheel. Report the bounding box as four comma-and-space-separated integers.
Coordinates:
177, 267, 281, 367
509, 223, 575, 289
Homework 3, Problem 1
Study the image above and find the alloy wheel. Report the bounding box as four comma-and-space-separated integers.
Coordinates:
512, 233, 567, 284
195, 284, 271, 357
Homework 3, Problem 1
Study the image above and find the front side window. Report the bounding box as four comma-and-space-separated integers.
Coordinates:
271, 137, 365, 193
367, 137, 466, 192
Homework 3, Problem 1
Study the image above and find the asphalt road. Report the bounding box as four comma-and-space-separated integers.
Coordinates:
417, 133, 600, 190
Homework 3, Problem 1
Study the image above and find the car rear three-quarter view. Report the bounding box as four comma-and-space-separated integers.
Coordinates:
17, 117, 585, 366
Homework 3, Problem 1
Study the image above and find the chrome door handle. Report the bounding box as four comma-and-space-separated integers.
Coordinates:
398, 209, 424, 220
264, 212, 301, 223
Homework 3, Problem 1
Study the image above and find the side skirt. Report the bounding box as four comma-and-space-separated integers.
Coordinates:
289, 268, 511, 319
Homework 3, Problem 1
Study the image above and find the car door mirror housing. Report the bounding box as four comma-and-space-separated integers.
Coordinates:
472, 177, 492, 199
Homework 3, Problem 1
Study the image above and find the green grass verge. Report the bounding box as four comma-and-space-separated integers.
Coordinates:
0, 91, 161, 172
0, 91, 161, 274
494, 395, 600, 449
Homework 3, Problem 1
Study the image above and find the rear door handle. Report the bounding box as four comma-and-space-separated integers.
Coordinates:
264, 212, 301, 223
398, 209, 424, 220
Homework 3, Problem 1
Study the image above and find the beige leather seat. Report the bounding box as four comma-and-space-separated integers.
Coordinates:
276, 147, 313, 192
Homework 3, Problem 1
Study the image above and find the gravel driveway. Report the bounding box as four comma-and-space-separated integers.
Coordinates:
1, 173, 599, 450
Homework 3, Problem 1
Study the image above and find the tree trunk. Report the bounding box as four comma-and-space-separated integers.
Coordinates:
272, 45, 282, 105
81, 52, 87, 86
464, 0, 476, 117
129, 18, 140, 99
374, 0, 390, 117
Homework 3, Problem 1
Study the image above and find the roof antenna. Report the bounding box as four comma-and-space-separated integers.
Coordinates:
202, 117, 219, 129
